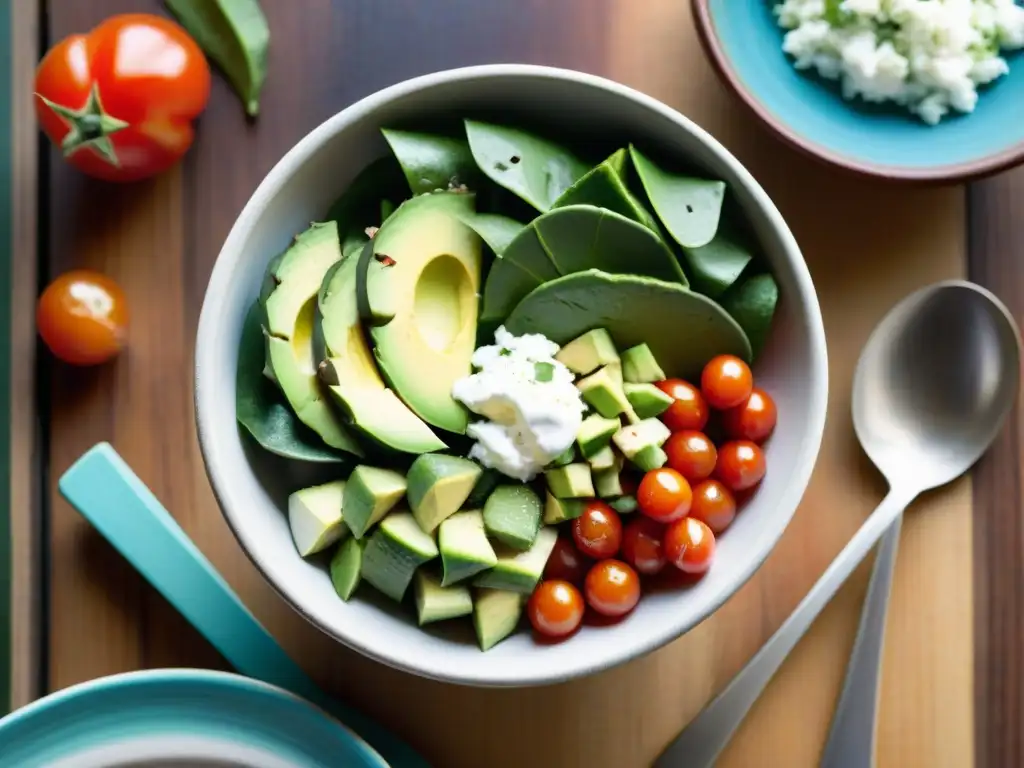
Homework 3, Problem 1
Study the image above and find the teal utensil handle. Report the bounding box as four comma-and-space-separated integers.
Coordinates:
58, 442, 429, 768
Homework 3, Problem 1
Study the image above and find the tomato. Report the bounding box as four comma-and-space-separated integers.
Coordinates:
700, 355, 753, 410
544, 536, 590, 585
715, 440, 767, 492
664, 431, 718, 483
584, 560, 641, 617
527, 580, 585, 638
572, 501, 623, 559
34, 14, 211, 182
689, 479, 737, 534
37, 270, 129, 365
664, 517, 716, 574
655, 379, 709, 432
637, 468, 692, 524
621, 516, 666, 575
722, 388, 777, 444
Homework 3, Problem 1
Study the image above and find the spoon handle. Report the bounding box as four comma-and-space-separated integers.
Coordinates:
655, 487, 917, 768
819, 515, 903, 768
58, 442, 430, 768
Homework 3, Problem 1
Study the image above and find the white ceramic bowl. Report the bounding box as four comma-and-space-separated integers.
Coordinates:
195, 64, 828, 688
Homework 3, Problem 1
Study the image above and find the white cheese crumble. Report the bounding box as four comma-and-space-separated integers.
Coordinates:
773, 0, 1024, 124
452, 326, 586, 482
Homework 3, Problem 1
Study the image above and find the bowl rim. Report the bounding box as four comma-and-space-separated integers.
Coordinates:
690, 0, 1024, 184
195, 62, 829, 687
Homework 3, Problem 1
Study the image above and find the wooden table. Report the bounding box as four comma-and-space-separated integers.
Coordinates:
6, 1, 1023, 766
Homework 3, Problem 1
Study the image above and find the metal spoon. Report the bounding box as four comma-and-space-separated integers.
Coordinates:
656, 280, 1021, 768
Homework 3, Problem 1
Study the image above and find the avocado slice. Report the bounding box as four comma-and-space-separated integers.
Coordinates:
316, 245, 447, 455
621, 343, 666, 384
342, 466, 407, 539
556, 328, 620, 376
407, 454, 483, 533
577, 366, 632, 419
415, 569, 473, 625
483, 485, 542, 551
548, 445, 577, 468
360, 511, 439, 602
543, 493, 586, 524
505, 270, 752, 381
594, 467, 624, 498
545, 463, 595, 499
624, 382, 674, 419
262, 222, 363, 457
329, 537, 364, 601
439, 510, 497, 586
633, 445, 668, 471
288, 481, 348, 557
358, 191, 482, 434
473, 588, 524, 651
614, 419, 672, 472
473, 527, 558, 594
576, 413, 620, 458
586, 444, 619, 472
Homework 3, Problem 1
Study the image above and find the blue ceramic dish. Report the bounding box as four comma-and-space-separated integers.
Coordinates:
692, 0, 1024, 181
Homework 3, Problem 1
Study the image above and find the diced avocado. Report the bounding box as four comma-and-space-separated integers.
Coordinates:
621, 343, 666, 384
342, 466, 407, 539
358, 192, 482, 434
544, 492, 586, 524
439, 510, 497, 586
587, 445, 621, 472
474, 527, 558, 594
360, 511, 439, 602
473, 588, 524, 652
613, 418, 671, 463
288, 481, 348, 557
262, 222, 362, 456
329, 537, 364, 601
414, 570, 473, 625
624, 382, 673, 419
576, 366, 631, 419
545, 463, 595, 499
407, 454, 482, 533
576, 413, 620, 458
554, 328, 619, 375
633, 445, 668, 472
610, 495, 638, 514
483, 485, 542, 551
549, 445, 576, 467
594, 468, 624, 499
464, 468, 502, 508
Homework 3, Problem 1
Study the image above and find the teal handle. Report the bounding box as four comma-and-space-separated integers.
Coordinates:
58, 442, 429, 768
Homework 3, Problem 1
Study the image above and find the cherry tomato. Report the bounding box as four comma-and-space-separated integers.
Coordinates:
722, 388, 778, 443
700, 355, 753, 410
621, 516, 667, 575
35, 14, 211, 182
664, 431, 718, 483
544, 536, 590, 585
572, 501, 623, 559
715, 440, 767, 492
689, 479, 737, 534
37, 270, 129, 365
584, 560, 641, 618
637, 468, 692, 524
527, 580, 585, 638
664, 517, 717, 574
655, 379, 709, 432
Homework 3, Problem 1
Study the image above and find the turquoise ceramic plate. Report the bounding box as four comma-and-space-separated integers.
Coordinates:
693, 0, 1024, 181
0, 669, 387, 767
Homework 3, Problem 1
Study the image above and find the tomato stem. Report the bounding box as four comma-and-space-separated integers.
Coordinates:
36, 84, 129, 167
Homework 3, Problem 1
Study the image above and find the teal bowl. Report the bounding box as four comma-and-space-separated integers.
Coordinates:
693, 0, 1024, 182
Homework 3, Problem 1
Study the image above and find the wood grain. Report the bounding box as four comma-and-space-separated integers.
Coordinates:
37, 1, 983, 766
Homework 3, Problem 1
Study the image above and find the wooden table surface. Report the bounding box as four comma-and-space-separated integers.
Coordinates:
10, 1, 1023, 766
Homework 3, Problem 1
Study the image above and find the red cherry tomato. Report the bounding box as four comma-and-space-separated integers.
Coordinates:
700, 355, 753, 410
689, 479, 737, 534
722, 387, 778, 443
37, 270, 129, 365
621, 516, 667, 575
544, 536, 590, 585
637, 468, 692, 524
584, 560, 641, 617
664, 517, 717, 574
571, 501, 623, 559
715, 440, 767, 492
527, 580, 585, 638
34, 14, 211, 182
655, 379, 709, 432
664, 431, 718, 483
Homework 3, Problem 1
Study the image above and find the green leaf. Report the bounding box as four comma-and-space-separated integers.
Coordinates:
382, 129, 481, 195
464, 120, 589, 212
630, 144, 726, 249
455, 212, 525, 256
681, 230, 753, 300
552, 148, 658, 231
236, 303, 347, 463
719, 273, 778, 360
